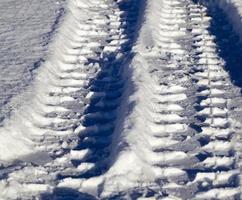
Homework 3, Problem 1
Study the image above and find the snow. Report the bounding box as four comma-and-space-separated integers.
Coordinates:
1, 0, 242, 199
212, 0, 242, 41
195, 171, 236, 184
195, 188, 239, 199
0, 130, 33, 161
201, 157, 234, 169
152, 93, 187, 103
101, 151, 155, 198
0, 0, 66, 123
202, 127, 233, 139
69, 149, 91, 160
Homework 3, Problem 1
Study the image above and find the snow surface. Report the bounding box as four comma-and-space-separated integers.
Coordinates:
211, 0, 242, 41
0, 0, 66, 124
1, 0, 242, 199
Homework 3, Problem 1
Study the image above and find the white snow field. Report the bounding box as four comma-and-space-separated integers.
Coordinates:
1, 0, 242, 199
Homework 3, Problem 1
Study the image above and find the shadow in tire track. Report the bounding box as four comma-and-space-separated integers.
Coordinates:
56, 0, 142, 180
206, 2, 242, 90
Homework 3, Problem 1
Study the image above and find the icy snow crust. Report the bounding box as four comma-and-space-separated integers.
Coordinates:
1, 0, 242, 199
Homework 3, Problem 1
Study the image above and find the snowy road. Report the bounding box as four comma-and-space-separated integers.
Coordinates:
1, 0, 242, 199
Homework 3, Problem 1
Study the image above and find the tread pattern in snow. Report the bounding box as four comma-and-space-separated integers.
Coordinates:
0, 0, 141, 199
1, 0, 242, 199
107, 0, 242, 199
188, 2, 240, 199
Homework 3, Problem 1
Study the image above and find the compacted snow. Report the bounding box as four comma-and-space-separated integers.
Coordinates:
1, 0, 242, 199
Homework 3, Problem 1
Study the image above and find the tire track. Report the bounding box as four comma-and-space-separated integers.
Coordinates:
102, 0, 242, 199
143, 1, 198, 198
188, 2, 241, 199
56, 0, 140, 180
101, 0, 200, 199
0, 0, 140, 199
1, 0, 242, 199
